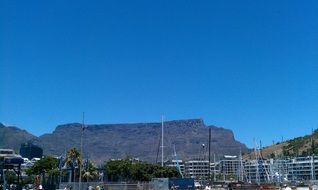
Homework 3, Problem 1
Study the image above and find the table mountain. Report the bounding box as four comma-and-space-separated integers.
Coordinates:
1, 119, 248, 162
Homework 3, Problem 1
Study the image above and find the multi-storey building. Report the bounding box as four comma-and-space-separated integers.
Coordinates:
185, 160, 210, 182
286, 156, 318, 181
243, 157, 318, 184
181, 155, 318, 184
220, 155, 240, 176
244, 159, 271, 184
184, 155, 242, 183
210, 161, 220, 179
269, 159, 288, 183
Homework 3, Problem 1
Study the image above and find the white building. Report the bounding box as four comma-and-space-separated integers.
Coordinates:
286, 156, 318, 181
185, 160, 210, 182
244, 159, 271, 184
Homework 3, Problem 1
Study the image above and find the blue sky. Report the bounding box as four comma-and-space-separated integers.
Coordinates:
0, 0, 317, 148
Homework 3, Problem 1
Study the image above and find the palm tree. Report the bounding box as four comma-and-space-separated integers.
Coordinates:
65, 148, 82, 182
82, 160, 98, 182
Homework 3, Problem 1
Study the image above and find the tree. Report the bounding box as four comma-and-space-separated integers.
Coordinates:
26, 156, 59, 186
104, 158, 180, 182
82, 160, 98, 182
105, 159, 126, 181
5, 171, 17, 185
65, 148, 82, 182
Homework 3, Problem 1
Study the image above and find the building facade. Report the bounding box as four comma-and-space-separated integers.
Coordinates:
19, 143, 43, 160
185, 160, 210, 182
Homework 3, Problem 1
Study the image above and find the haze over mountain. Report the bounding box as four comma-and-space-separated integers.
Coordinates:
0, 119, 248, 162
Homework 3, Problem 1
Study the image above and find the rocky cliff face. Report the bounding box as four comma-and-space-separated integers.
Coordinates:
0, 120, 248, 162
35, 119, 248, 162
0, 123, 37, 152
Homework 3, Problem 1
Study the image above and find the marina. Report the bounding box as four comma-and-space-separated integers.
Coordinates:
3, 146, 318, 190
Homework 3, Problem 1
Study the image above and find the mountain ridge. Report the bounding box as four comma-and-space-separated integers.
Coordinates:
1, 119, 248, 162
0, 123, 37, 152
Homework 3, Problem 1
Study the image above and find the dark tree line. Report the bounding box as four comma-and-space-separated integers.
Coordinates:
105, 158, 180, 182
25, 148, 180, 188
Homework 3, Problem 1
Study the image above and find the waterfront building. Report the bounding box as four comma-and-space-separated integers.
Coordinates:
0, 149, 15, 158
185, 160, 210, 182
184, 155, 242, 183
242, 157, 318, 184
0, 149, 24, 186
268, 158, 288, 183
244, 159, 271, 184
210, 161, 220, 178
182, 155, 318, 184
220, 155, 240, 176
286, 156, 318, 181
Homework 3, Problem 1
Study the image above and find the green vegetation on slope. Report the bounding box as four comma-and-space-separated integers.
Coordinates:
282, 129, 318, 157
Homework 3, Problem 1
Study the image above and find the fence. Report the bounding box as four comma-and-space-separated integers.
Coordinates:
59, 182, 152, 190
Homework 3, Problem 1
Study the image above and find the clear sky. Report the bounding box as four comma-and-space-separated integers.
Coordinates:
0, 0, 317, 148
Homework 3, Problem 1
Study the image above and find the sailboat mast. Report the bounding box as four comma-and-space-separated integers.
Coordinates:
79, 112, 84, 190
161, 115, 164, 167
311, 128, 316, 180
209, 128, 211, 182
254, 139, 260, 185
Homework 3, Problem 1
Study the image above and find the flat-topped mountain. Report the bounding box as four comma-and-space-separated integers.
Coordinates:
1, 119, 248, 162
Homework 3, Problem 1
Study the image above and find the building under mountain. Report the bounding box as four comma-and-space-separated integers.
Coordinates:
19, 143, 43, 160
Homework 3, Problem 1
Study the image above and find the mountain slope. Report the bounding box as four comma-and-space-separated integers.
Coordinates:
35, 119, 248, 162
0, 123, 37, 152
0, 119, 248, 162
244, 130, 318, 159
